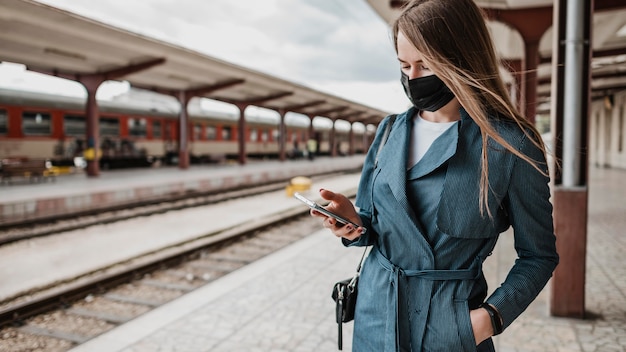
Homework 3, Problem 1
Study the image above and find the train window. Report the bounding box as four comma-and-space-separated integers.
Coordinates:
222, 126, 232, 141
261, 130, 268, 142
22, 111, 52, 136
250, 128, 258, 142
128, 118, 147, 138
164, 122, 172, 140
205, 125, 217, 140
153, 120, 162, 138
0, 109, 7, 135
100, 117, 120, 136
194, 124, 202, 140
64, 115, 86, 137
272, 129, 279, 142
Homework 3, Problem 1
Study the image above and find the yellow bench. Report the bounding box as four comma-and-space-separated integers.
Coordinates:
285, 176, 312, 197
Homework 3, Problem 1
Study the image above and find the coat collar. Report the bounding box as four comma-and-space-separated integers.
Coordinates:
407, 119, 459, 180
376, 107, 464, 215
372, 107, 461, 263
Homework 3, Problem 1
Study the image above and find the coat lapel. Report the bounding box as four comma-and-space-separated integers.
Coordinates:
407, 122, 459, 180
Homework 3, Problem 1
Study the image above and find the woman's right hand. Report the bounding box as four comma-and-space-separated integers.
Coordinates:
311, 189, 364, 241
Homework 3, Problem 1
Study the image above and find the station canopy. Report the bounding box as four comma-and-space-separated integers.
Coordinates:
0, 0, 390, 126
367, 0, 626, 110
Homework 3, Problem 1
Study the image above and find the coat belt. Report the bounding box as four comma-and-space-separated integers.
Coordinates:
371, 247, 483, 352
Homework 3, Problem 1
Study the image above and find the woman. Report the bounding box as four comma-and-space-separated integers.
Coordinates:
311, 0, 559, 351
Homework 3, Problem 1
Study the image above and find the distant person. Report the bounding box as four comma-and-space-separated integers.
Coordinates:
291, 140, 302, 159
307, 138, 317, 161
308, 0, 558, 351
53, 138, 65, 157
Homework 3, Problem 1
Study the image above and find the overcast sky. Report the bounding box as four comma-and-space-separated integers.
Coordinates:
1, 0, 411, 114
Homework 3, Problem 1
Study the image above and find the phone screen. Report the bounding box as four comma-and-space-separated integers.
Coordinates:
293, 192, 366, 234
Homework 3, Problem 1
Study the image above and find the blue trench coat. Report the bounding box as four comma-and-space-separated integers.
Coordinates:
347, 107, 559, 352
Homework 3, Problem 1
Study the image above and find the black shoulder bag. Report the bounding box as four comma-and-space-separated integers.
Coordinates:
331, 114, 396, 350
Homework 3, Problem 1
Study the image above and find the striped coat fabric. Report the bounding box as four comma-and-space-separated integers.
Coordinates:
346, 107, 559, 351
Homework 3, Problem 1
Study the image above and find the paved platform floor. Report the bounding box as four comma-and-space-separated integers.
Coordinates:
64, 166, 626, 352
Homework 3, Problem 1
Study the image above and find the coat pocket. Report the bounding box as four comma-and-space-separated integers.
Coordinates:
454, 299, 478, 352
423, 294, 478, 352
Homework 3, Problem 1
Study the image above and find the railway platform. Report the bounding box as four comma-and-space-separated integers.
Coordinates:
61, 166, 626, 352
0, 155, 365, 227
1, 159, 625, 351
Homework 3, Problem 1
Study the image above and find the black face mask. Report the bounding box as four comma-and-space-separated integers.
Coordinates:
401, 72, 455, 112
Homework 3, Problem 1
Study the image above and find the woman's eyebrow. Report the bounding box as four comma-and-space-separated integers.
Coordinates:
397, 57, 424, 64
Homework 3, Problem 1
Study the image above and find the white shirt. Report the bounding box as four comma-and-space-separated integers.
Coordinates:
408, 114, 458, 168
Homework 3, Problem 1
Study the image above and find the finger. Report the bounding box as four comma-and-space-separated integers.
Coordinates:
323, 217, 338, 228
336, 225, 363, 239
319, 188, 337, 202
339, 224, 356, 236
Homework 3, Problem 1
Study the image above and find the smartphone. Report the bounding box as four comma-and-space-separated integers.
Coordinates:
293, 192, 366, 234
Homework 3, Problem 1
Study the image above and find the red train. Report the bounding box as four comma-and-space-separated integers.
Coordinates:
0, 88, 372, 169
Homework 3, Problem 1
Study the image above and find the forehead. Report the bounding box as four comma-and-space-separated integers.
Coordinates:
396, 31, 424, 62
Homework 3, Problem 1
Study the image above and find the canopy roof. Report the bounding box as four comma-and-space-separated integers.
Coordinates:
0, 0, 390, 125
367, 0, 626, 106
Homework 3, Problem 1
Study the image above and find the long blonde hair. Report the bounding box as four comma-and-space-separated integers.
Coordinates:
393, 0, 548, 217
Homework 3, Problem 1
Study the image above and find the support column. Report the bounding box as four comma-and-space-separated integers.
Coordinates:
484, 7, 552, 124
329, 119, 337, 157
176, 91, 191, 169
236, 103, 248, 165
278, 109, 287, 161
305, 115, 317, 159
348, 123, 355, 156
80, 77, 104, 177
522, 40, 540, 122
31, 58, 166, 177
308, 115, 315, 140
552, 189, 588, 317
549, 0, 591, 319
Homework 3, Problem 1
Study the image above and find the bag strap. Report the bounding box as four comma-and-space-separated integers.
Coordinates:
374, 114, 397, 168
347, 246, 369, 287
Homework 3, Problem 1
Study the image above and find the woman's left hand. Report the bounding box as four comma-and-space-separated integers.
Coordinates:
470, 308, 494, 345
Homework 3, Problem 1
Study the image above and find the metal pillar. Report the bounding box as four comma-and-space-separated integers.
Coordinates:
562, 0, 585, 186
348, 123, 355, 156
278, 109, 287, 161
549, 0, 591, 319
308, 115, 315, 140
522, 40, 540, 122
176, 91, 190, 169
236, 103, 248, 165
80, 77, 103, 177
329, 119, 337, 157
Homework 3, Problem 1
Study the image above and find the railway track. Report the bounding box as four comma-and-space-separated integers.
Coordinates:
0, 207, 329, 352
